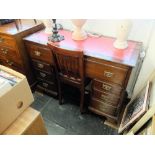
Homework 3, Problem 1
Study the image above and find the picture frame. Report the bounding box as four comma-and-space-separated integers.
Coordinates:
137, 115, 155, 135
119, 81, 152, 133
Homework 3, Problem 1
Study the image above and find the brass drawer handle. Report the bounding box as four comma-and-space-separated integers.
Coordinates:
42, 83, 48, 88
6, 60, 14, 66
37, 63, 44, 69
17, 101, 23, 109
0, 37, 4, 43
104, 71, 113, 78
102, 84, 112, 91
101, 94, 107, 100
1, 48, 8, 54
34, 50, 41, 56
40, 72, 46, 77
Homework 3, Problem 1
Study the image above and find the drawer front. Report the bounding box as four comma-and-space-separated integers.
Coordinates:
90, 98, 117, 116
0, 35, 16, 49
92, 79, 123, 96
37, 80, 57, 91
35, 69, 55, 82
0, 45, 20, 61
92, 89, 120, 107
32, 59, 53, 73
86, 59, 129, 86
26, 43, 53, 63
0, 58, 24, 74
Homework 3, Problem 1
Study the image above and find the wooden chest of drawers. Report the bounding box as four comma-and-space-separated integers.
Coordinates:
0, 20, 44, 86
24, 41, 58, 97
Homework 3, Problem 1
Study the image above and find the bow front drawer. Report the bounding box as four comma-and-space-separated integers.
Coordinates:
32, 59, 52, 73
90, 98, 118, 116
92, 79, 123, 96
86, 58, 129, 86
34, 69, 55, 82
0, 35, 16, 49
26, 43, 53, 64
92, 89, 120, 107
0, 45, 20, 61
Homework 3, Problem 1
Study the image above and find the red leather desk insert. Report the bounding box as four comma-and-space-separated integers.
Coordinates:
27, 29, 141, 67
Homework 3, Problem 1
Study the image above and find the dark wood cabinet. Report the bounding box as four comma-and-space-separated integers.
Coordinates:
23, 29, 142, 127
0, 20, 44, 86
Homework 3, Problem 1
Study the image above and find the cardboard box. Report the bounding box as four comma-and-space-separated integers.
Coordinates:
0, 78, 12, 96
0, 65, 34, 134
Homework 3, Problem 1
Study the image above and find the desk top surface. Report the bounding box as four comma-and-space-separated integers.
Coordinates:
24, 29, 142, 67
0, 20, 42, 36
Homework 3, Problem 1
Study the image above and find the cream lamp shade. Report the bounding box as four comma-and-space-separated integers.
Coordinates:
71, 19, 87, 40
113, 20, 132, 49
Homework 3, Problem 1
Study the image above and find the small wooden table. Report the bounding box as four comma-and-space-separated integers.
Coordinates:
3, 107, 47, 135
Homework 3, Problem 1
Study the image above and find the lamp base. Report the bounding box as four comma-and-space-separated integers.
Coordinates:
48, 34, 64, 42
72, 29, 87, 40
113, 40, 128, 49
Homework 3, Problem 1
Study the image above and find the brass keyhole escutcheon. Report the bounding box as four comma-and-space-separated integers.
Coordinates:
17, 101, 23, 109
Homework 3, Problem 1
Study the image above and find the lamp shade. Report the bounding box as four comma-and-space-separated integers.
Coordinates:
71, 19, 87, 40
114, 20, 132, 49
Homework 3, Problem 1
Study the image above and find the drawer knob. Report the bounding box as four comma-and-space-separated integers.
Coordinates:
1, 48, 8, 54
38, 63, 44, 69
17, 101, 23, 109
104, 71, 113, 78
40, 72, 46, 77
102, 84, 112, 91
0, 37, 4, 43
6, 60, 14, 66
101, 94, 107, 100
34, 50, 41, 56
42, 83, 48, 88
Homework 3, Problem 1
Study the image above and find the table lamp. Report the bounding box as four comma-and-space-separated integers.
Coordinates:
71, 19, 87, 40
48, 19, 64, 42
113, 20, 132, 49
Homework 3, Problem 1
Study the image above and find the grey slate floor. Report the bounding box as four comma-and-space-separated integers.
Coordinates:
31, 89, 118, 135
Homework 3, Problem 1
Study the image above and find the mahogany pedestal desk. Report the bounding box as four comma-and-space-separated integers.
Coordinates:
23, 29, 142, 127
3, 107, 47, 135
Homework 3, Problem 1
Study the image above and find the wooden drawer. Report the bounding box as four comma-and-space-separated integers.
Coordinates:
37, 80, 57, 92
0, 34, 16, 49
32, 59, 53, 73
26, 43, 53, 64
86, 58, 129, 86
0, 45, 20, 61
34, 69, 55, 82
92, 89, 120, 107
0, 58, 24, 74
0, 54, 22, 66
92, 79, 123, 96
90, 98, 117, 116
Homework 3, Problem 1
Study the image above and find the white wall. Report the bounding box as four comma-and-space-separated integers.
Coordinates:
57, 19, 154, 47
133, 22, 155, 106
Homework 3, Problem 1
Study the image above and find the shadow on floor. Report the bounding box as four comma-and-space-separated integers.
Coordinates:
31, 89, 118, 135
